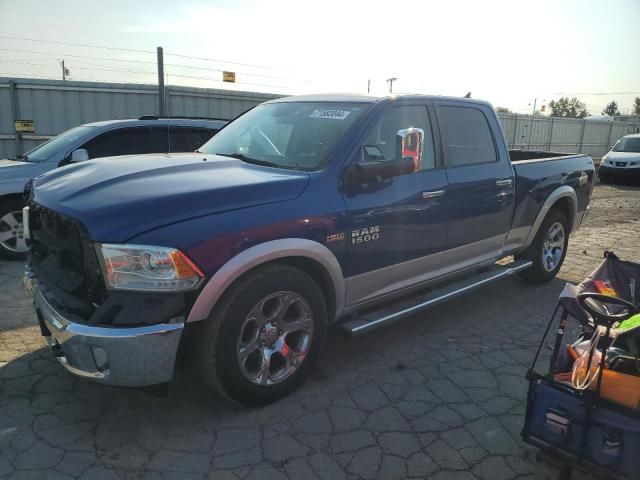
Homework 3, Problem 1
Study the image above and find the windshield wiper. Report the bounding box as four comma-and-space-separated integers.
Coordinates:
12, 154, 29, 162
216, 153, 282, 168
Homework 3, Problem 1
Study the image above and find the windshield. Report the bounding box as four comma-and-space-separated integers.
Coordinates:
612, 137, 640, 153
23, 126, 97, 162
199, 102, 369, 170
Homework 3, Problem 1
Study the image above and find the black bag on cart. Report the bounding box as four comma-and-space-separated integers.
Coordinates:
522, 252, 640, 479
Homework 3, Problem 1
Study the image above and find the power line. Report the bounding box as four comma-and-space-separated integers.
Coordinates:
0, 35, 291, 72
0, 64, 295, 91
164, 51, 290, 71
0, 47, 158, 65
0, 35, 155, 54
0, 59, 155, 75
0, 48, 308, 82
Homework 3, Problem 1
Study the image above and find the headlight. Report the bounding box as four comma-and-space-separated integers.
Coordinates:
96, 244, 204, 292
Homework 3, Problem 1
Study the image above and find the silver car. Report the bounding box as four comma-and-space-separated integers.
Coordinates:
598, 134, 640, 184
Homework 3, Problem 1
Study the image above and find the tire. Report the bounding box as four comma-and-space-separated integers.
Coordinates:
0, 197, 29, 260
518, 209, 569, 283
196, 264, 328, 405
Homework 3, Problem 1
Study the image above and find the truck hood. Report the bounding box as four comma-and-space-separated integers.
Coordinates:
0, 158, 43, 181
32, 153, 310, 242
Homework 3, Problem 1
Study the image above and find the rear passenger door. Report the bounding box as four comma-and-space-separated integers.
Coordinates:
436, 102, 515, 275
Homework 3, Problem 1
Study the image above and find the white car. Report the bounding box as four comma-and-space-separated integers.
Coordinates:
598, 134, 640, 183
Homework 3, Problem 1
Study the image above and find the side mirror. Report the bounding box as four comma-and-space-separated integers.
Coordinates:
70, 148, 89, 162
395, 127, 424, 170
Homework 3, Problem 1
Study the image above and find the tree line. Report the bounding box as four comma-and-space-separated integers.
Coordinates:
497, 97, 640, 118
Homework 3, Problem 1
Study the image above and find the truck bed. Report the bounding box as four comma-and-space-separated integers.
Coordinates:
506, 151, 594, 257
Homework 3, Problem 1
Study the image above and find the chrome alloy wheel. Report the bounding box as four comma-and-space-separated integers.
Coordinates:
237, 291, 314, 385
541, 221, 565, 272
0, 210, 29, 253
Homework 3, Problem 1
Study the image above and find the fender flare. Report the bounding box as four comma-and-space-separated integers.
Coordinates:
186, 238, 345, 323
523, 185, 577, 249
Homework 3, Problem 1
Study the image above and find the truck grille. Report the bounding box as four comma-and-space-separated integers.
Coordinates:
29, 203, 105, 318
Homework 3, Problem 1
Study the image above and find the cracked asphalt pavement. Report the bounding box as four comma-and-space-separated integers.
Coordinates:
1, 181, 639, 480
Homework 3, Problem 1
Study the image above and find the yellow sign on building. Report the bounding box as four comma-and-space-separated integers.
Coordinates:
15, 120, 34, 133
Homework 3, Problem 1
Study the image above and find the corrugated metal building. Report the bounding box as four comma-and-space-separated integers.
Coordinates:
0, 77, 281, 158
2, 76, 640, 159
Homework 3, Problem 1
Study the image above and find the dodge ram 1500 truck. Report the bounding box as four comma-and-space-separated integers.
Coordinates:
23, 94, 594, 405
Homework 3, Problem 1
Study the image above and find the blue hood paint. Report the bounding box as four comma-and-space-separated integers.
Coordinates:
32, 153, 310, 242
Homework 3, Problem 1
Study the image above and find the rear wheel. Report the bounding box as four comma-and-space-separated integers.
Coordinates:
196, 264, 328, 405
518, 209, 569, 283
0, 198, 29, 260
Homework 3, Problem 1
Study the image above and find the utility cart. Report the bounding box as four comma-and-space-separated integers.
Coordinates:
523, 252, 640, 480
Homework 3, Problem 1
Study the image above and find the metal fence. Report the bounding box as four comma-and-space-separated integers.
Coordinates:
498, 114, 640, 160
0, 77, 281, 158
2, 76, 640, 159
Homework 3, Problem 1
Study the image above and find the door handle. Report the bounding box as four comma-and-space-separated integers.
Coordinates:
422, 190, 445, 199
496, 178, 513, 187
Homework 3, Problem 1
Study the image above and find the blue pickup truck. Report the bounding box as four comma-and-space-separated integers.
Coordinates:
24, 94, 594, 404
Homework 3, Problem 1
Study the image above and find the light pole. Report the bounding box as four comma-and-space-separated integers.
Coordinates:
386, 77, 398, 93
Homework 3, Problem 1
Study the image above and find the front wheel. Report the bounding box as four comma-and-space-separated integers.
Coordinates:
196, 264, 328, 405
518, 209, 569, 283
0, 198, 30, 260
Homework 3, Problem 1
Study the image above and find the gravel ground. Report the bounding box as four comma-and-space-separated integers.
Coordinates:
1, 181, 638, 480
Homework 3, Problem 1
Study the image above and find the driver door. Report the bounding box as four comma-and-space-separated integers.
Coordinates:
342, 103, 450, 307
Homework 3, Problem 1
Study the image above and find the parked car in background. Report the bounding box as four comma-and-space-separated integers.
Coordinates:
24, 94, 594, 405
0, 117, 227, 258
598, 133, 640, 184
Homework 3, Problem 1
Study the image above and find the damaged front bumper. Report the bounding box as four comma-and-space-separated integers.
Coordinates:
24, 269, 185, 387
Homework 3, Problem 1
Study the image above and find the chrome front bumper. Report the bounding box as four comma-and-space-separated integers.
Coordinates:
27, 279, 184, 387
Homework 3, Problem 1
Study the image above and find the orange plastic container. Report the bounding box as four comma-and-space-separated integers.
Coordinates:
576, 367, 640, 410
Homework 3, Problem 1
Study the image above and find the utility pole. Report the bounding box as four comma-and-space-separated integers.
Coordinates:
367, 79, 370, 94
386, 77, 398, 93
157, 46, 166, 116
60, 60, 68, 81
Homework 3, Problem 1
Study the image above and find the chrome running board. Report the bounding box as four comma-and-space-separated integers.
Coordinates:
340, 260, 532, 336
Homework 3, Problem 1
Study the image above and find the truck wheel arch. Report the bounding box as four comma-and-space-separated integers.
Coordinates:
523, 186, 577, 249
187, 239, 345, 324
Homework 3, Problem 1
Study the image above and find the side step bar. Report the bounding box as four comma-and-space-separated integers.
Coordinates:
340, 260, 532, 336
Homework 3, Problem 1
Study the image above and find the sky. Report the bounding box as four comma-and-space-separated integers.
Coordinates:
0, 0, 639, 115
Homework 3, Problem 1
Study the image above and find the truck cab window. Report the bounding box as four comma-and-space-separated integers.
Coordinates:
362, 106, 436, 171
439, 106, 497, 166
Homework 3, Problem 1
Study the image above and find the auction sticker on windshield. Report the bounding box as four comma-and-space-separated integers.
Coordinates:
308, 109, 351, 120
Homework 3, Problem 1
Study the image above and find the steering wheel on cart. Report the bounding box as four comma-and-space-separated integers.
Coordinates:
577, 292, 638, 327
